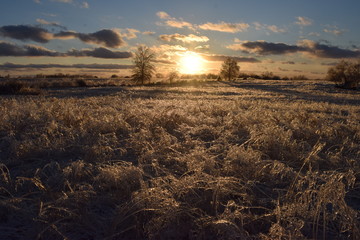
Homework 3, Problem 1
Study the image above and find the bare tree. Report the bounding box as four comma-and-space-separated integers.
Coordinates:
132, 46, 155, 85
326, 60, 360, 89
220, 57, 240, 81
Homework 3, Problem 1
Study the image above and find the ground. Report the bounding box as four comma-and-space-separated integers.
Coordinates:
0, 79, 359, 239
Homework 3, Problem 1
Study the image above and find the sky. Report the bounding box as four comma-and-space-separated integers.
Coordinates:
0, 0, 359, 78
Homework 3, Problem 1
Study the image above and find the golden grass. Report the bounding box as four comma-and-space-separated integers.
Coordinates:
0, 79, 359, 239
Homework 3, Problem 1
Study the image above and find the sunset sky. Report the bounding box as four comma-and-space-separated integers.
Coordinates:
1, 0, 359, 77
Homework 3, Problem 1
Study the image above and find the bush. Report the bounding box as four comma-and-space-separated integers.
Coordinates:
76, 79, 88, 87
0, 81, 25, 94
0, 81, 42, 95
167, 71, 179, 84
326, 60, 360, 89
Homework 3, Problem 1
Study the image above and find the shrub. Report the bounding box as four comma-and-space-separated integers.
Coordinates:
0, 81, 25, 94
326, 60, 360, 89
0, 81, 42, 95
167, 71, 179, 84
76, 79, 88, 87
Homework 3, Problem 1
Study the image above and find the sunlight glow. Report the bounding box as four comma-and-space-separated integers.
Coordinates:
179, 52, 204, 74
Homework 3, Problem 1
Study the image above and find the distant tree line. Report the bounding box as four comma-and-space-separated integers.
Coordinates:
34, 73, 99, 79
238, 72, 309, 81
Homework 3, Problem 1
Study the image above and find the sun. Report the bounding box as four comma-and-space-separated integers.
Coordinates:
179, 52, 204, 74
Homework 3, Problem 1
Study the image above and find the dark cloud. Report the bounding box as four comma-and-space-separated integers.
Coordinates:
228, 40, 360, 59
0, 41, 61, 56
55, 29, 125, 48
68, 47, 132, 58
228, 41, 304, 55
300, 40, 360, 58
202, 54, 260, 63
282, 61, 295, 64
0, 42, 132, 59
0, 62, 133, 70
0, 25, 126, 48
0, 25, 53, 43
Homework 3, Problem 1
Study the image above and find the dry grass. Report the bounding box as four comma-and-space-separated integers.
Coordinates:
0, 79, 359, 239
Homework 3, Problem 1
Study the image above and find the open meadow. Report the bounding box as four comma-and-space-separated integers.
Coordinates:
0, 79, 360, 239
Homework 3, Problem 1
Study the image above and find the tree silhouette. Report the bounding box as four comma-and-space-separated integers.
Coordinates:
220, 57, 240, 81
132, 46, 155, 85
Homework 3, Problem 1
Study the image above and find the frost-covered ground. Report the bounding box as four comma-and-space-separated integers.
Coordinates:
0, 80, 359, 239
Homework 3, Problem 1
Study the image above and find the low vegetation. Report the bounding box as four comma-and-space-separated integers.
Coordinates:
326, 60, 360, 89
0, 80, 42, 95
0, 80, 359, 239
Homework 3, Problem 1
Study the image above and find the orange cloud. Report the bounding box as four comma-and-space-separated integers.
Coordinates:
159, 33, 209, 43
156, 11, 171, 19
295, 16, 313, 26
156, 11, 194, 30
198, 21, 249, 33
267, 25, 286, 33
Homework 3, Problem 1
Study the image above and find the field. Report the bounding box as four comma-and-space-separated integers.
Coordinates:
0, 79, 359, 239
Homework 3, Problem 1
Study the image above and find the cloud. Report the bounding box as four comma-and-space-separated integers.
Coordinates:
34, 0, 41, 3
309, 32, 321, 37
0, 41, 132, 59
51, 0, 89, 8
120, 28, 139, 39
195, 45, 210, 51
67, 47, 133, 58
227, 41, 304, 55
299, 40, 360, 58
0, 25, 53, 43
253, 22, 286, 33
55, 29, 125, 48
36, 18, 66, 30
164, 20, 193, 29
323, 27, 346, 36
153, 59, 177, 65
267, 25, 286, 33
151, 44, 187, 55
159, 33, 209, 43
0, 25, 126, 48
198, 21, 249, 33
253, 22, 263, 30
42, 13, 57, 17
227, 39, 360, 59
295, 17, 313, 26
0, 41, 61, 56
51, 0, 73, 3
282, 61, 295, 64
156, 11, 194, 30
156, 11, 250, 33
156, 11, 171, 19
80, 1, 89, 8
142, 31, 155, 35
0, 62, 133, 70
202, 54, 260, 63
